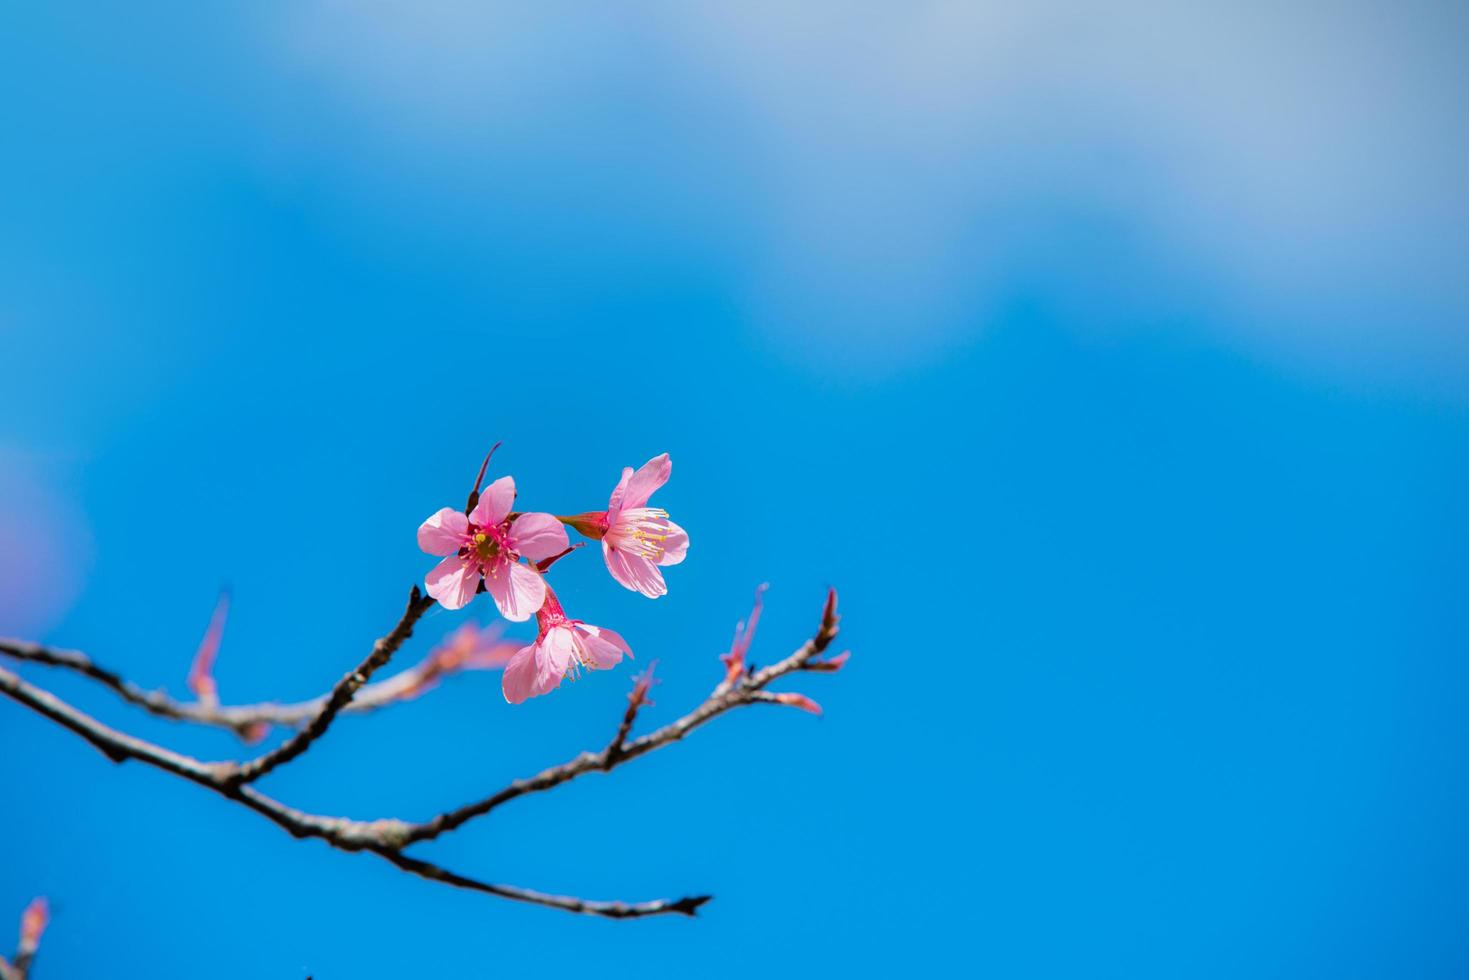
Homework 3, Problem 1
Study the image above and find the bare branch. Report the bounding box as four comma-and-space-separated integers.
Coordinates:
401, 589, 841, 845
0, 661, 390, 846
0, 661, 704, 916
369, 848, 710, 920
226, 587, 435, 784
605, 661, 658, 767
1, 624, 516, 741
0, 587, 844, 921
0, 662, 225, 784
0, 639, 264, 740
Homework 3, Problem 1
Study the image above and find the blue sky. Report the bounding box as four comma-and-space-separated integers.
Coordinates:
2, 3, 1467, 977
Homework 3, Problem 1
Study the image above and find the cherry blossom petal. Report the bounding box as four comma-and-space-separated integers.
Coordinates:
507, 512, 570, 562
483, 559, 546, 622
607, 466, 633, 516
501, 645, 539, 704
417, 508, 469, 556
657, 519, 689, 566
578, 625, 631, 669
537, 627, 579, 687
534, 668, 566, 698
603, 543, 668, 598
425, 555, 480, 610
471, 475, 516, 527
622, 453, 671, 510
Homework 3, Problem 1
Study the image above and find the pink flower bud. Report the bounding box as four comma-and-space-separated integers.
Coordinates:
629, 660, 660, 708
720, 584, 768, 685
187, 590, 230, 707
807, 650, 850, 673
772, 693, 822, 716
822, 587, 839, 628
19, 897, 47, 949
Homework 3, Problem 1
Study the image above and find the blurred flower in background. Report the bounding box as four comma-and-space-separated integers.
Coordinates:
0, 449, 92, 637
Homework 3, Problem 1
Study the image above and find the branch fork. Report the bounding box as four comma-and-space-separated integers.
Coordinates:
0, 585, 844, 920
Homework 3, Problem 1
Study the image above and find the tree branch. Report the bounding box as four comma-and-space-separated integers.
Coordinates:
0, 587, 843, 921
399, 589, 841, 845
0, 639, 268, 740
0, 661, 389, 846
226, 587, 435, 784
0, 661, 703, 914
0, 623, 514, 742
368, 848, 710, 919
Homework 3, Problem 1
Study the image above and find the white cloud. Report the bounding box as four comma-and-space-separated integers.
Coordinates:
270, 1, 1469, 384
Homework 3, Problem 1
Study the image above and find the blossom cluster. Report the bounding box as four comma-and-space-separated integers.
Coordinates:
417, 451, 687, 704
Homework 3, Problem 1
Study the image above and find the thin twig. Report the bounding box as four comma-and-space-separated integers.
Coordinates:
0, 588, 843, 920
0, 662, 702, 914
227, 587, 435, 784
0, 662, 388, 845
0, 662, 224, 783
605, 661, 657, 768
401, 589, 840, 845
0, 640, 265, 739
0, 627, 514, 740
369, 848, 710, 919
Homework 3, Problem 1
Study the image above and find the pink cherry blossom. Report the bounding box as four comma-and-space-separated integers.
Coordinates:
563, 453, 688, 597
502, 588, 632, 704
418, 475, 568, 620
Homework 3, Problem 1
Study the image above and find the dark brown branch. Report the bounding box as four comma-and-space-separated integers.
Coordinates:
0, 661, 703, 915
227, 587, 435, 784
0, 662, 225, 784
604, 662, 657, 768
0, 662, 386, 846
0, 639, 264, 740
401, 589, 841, 845
369, 848, 710, 919
0, 588, 843, 921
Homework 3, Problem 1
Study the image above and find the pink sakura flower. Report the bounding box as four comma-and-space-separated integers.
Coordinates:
502, 587, 632, 704
564, 453, 688, 598
418, 475, 568, 619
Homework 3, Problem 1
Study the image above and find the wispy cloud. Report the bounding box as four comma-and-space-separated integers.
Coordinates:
272, 1, 1469, 384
